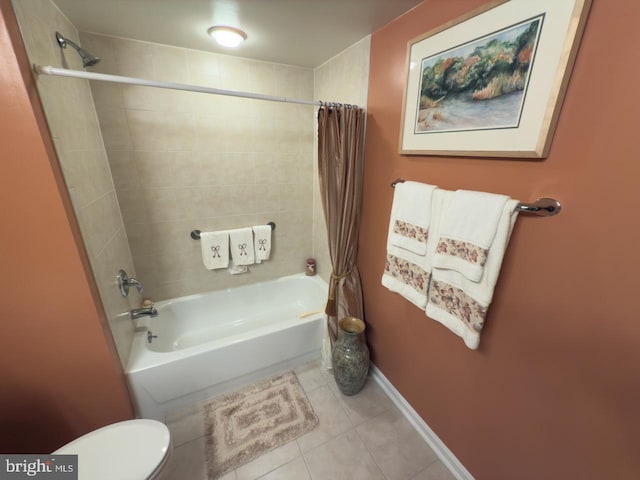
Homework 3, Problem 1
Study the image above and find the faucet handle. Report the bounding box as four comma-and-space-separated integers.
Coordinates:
128, 278, 144, 293
117, 269, 144, 297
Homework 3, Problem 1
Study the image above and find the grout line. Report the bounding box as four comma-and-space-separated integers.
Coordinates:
352, 426, 389, 480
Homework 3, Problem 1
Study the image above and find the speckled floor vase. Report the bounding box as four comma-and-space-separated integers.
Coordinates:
203, 371, 319, 479
332, 317, 370, 396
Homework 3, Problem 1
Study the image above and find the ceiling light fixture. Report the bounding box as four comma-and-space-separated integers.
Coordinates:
207, 26, 247, 48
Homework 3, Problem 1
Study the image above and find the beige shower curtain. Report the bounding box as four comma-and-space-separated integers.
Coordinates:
317, 105, 365, 345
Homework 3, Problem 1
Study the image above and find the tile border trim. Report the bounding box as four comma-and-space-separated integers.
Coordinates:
370, 364, 475, 480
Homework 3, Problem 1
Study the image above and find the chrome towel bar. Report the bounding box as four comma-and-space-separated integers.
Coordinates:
390, 178, 561, 217
190, 221, 276, 240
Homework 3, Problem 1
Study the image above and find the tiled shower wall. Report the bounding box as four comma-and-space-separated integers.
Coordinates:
313, 37, 372, 283
13, 0, 371, 370
13, 0, 140, 366
12, 0, 140, 368
80, 33, 316, 301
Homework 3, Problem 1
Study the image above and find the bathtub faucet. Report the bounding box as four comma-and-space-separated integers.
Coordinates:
130, 306, 158, 319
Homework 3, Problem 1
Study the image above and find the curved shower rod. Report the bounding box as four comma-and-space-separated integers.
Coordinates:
33, 65, 358, 109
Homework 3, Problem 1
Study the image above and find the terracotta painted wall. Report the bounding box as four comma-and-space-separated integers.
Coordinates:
0, 0, 133, 453
361, 1, 640, 479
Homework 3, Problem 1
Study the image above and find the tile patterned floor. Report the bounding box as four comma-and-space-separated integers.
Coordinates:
163, 361, 456, 480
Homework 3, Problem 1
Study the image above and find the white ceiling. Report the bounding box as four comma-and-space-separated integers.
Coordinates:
52, 0, 423, 68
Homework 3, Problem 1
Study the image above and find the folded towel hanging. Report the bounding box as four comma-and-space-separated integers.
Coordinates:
252, 225, 272, 263
229, 227, 255, 266
200, 231, 229, 270
382, 186, 443, 308
388, 181, 439, 255
426, 193, 520, 349
432, 190, 509, 282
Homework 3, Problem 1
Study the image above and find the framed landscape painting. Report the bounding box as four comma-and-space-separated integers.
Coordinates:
399, 0, 592, 158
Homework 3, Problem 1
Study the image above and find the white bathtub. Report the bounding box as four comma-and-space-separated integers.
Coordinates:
126, 274, 327, 420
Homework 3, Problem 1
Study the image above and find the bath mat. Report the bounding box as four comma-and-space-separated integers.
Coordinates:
203, 371, 319, 479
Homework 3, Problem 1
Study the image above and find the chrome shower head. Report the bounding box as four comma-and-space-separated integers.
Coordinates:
55, 31, 100, 68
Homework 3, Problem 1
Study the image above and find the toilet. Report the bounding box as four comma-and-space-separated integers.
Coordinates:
54, 419, 172, 480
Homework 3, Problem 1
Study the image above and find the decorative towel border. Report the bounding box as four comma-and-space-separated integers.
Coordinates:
384, 253, 430, 297
428, 279, 487, 332
435, 238, 488, 268
393, 220, 429, 245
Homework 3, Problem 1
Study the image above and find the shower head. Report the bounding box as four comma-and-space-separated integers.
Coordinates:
55, 32, 100, 68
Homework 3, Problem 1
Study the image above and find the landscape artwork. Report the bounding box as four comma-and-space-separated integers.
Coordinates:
415, 15, 544, 134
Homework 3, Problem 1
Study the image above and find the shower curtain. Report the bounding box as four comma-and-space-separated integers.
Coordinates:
317, 105, 365, 366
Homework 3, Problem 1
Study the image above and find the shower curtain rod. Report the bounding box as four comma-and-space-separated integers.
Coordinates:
34, 65, 357, 108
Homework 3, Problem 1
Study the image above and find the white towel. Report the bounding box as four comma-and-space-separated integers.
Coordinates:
388, 181, 439, 255
382, 188, 444, 309
200, 231, 229, 270
432, 190, 510, 282
229, 227, 255, 265
426, 195, 519, 349
252, 225, 272, 263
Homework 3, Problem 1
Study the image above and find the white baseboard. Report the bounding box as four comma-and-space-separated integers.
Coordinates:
370, 364, 475, 480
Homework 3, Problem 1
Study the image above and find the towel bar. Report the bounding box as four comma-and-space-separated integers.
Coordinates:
390, 178, 561, 217
191, 222, 276, 240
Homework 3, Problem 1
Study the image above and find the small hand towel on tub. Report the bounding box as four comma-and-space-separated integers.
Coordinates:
229, 227, 255, 265
388, 181, 439, 255
382, 188, 444, 309
426, 196, 520, 349
200, 231, 229, 270
252, 225, 272, 263
432, 190, 510, 282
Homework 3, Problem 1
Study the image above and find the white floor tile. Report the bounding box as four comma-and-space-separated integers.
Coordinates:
411, 461, 457, 480
165, 406, 206, 447
296, 385, 352, 453
165, 436, 208, 480
294, 361, 330, 393
331, 376, 395, 425
257, 457, 311, 480
235, 440, 300, 480
304, 430, 384, 480
356, 407, 438, 480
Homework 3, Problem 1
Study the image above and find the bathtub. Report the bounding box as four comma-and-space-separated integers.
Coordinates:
126, 274, 327, 420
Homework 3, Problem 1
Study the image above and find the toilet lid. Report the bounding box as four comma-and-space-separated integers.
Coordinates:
54, 419, 171, 480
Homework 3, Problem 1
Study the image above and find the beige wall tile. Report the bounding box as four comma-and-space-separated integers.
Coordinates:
186, 50, 219, 87
78, 191, 125, 258
89, 80, 125, 111
107, 149, 139, 190
115, 187, 149, 225
151, 44, 189, 83
140, 187, 182, 223
248, 62, 277, 96
112, 36, 154, 78
97, 107, 133, 150
134, 151, 177, 188
122, 84, 158, 111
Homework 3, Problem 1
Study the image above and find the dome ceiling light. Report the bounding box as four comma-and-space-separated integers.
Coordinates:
207, 26, 247, 48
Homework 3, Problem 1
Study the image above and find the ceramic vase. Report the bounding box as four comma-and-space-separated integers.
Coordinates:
332, 317, 370, 396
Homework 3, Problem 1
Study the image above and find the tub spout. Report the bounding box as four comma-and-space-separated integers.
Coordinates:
130, 306, 158, 319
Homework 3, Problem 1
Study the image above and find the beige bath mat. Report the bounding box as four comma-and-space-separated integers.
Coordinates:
203, 371, 319, 479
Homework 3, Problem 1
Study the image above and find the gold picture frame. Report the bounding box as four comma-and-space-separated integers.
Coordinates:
399, 0, 592, 158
